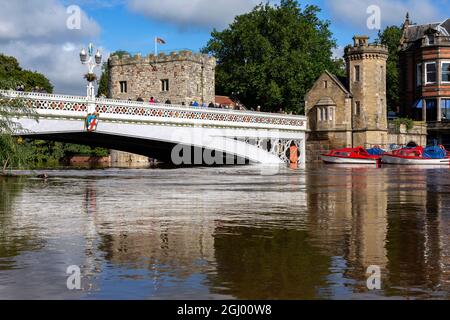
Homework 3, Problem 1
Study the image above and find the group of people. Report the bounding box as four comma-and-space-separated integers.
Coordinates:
129, 96, 294, 114
15, 85, 48, 93
190, 101, 245, 110
133, 97, 172, 105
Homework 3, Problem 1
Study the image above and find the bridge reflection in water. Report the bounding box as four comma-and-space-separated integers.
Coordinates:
0, 166, 449, 299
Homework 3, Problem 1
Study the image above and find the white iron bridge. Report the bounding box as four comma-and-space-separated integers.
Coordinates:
2, 90, 307, 165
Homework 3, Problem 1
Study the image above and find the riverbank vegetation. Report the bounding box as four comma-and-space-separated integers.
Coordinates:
0, 54, 108, 173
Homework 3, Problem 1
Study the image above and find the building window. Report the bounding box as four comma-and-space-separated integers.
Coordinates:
425, 62, 437, 84
355, 101, 361, 116
323, 80, 328, 89
427, 35, 435, 45
317, 108, 322, 121
416, 64, 422, 87
412, 100, 423, 121
426, 99, 437, 122
161, 79, 169, 92
442, 99, 450, 121
354, 65, 361, 82
119, 81, 127, 93
328, 107, 334, 121
442, 61, 450, 83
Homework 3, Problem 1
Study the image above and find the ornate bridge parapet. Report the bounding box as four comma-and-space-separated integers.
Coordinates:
2, 90, 307, 164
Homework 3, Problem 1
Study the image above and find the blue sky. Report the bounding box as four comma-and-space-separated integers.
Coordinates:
78, 0, 449, 56
0, 0, 448, 94
77, 0, 380, 56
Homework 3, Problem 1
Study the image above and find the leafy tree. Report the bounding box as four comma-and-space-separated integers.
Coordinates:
0, 91, 36, 173
98, 50, 130, 97
202, 0, 341, 113
376, 26, 403, 112
21, 70, 53, 93
0, 54, 53, 93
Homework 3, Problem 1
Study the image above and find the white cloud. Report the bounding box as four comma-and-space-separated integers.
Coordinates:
326, 0, 445, 30
0, 0, 103, 95
127, 0, 260, 30
332, 46, 345, 59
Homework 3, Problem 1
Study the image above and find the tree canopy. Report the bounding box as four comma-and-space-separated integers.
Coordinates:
376, 25, 403, 112
0, 54, 53, 93
202, 0, 342, 113
0, 88, 36, 172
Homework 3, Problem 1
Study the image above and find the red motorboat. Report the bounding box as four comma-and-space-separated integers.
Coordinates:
321, 147, 381, 164
382, 146, 450, 165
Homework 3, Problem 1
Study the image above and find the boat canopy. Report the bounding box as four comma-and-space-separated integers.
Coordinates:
423, 146, 447, 159
367, 147, 385, 156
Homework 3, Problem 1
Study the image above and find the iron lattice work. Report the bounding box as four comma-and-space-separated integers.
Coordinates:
2, 90, 305, 129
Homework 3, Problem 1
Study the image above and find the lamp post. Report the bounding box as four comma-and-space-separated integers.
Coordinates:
80, 43, 102, 113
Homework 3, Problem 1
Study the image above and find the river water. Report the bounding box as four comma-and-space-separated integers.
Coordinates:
0, 164, 449, 300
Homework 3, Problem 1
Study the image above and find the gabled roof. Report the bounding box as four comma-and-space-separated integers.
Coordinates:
316, 97, 336, 106
403, 18, 450, 43
215, 95, 236, 106
323, 70, 352, 96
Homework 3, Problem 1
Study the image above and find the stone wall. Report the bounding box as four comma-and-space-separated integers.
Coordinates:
110, 150, 150, 165
108, 51, 216, 105
387, 122, 428, 147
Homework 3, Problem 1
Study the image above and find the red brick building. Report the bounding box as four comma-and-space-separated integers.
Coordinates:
399, 14, 450, 145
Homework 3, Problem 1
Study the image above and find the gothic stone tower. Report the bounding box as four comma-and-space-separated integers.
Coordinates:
345, 36, 389, 147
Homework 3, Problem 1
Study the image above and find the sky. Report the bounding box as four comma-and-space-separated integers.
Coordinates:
0, 0, 448, 95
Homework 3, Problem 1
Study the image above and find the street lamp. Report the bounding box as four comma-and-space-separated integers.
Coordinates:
80, 43, 102, 113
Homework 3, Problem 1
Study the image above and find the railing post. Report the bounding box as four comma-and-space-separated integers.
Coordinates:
87, 83, 96, 114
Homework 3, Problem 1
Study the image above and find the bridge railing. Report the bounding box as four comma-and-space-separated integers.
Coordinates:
1, 90, 307, 131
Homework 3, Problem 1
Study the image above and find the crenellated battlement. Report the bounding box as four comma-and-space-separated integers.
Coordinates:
344, 36, 388, 60
109, 50, 216, 67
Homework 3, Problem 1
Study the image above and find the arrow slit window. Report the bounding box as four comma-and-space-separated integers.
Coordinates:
119, 81, 127, 93
161, 79, 169, 92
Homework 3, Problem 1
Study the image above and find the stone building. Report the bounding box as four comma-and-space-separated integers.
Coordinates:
304, 71, 353, 148
305, 35, 427, 159
305, 36, 389, 149
108, 50, 216, 105
399, 14, 450, 147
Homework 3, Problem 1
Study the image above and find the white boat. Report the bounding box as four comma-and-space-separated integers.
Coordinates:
321, 147, 381, 165
321, 155, 378, 164
381, 146, 450, 165
381, 154, 450, 165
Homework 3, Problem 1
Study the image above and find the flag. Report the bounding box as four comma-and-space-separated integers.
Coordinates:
156, 37, 166, 45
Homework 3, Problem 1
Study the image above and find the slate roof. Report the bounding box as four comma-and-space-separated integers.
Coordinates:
404, 18, 450, 43
324, 71, 351, 97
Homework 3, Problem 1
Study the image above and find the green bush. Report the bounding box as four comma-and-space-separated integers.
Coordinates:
393, 117, 414, 132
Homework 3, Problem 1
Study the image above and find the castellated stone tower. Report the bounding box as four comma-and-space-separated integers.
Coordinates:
345, 36, 389, 147
108, 51, 216, 105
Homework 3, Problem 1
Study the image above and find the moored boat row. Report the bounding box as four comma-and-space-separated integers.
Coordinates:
322, 145, 450, 165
